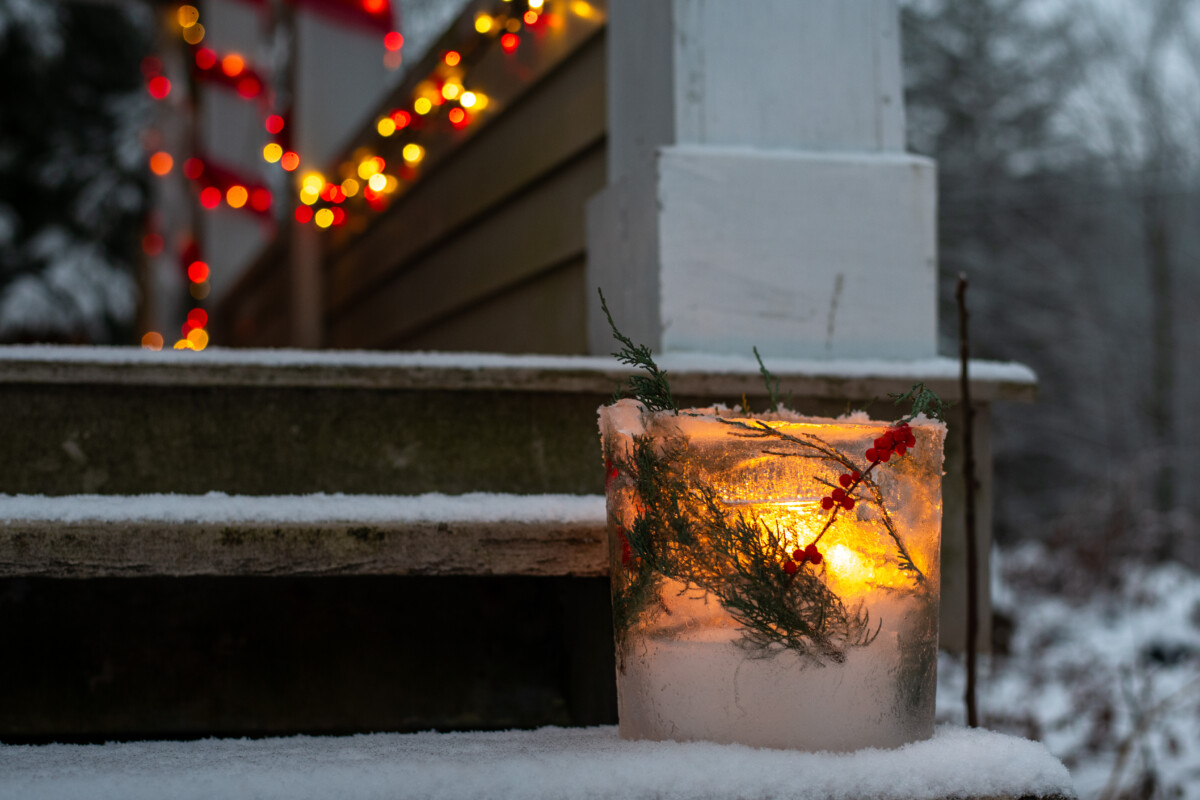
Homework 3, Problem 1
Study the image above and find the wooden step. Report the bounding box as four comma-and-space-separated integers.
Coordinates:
0, 493, 606, 579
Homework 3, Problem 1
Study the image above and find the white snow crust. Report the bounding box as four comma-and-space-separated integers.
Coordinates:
0, 724, 1072, 800
0, 344, 1036, 384
0, 493, 605, 525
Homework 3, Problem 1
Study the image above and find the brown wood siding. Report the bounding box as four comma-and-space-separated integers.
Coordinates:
324, 30, 606, 352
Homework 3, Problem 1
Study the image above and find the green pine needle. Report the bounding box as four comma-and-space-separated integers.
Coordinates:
598, 289, 677, 413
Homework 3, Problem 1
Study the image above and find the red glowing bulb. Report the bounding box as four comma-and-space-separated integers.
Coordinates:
221, 54, 244, 77
195, 48, 217, 70
362, 0, 385, 13
199, 187, 222, 209
187, 308, 208, 328
294, 206, 313, 224
280, 151, 300, 172
500, 33, 519, 53
384, 31, 403, 52
147, 76, 171, 99
187, 260, 210, 283
236, 77, 261, 98
183, 158, 205, 180
249, 188, 272, 212
331, 207, 346, 226
265, 114, 285, 134
390, 109, 411, 129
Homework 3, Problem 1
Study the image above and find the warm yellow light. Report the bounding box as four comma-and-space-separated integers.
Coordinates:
413, 97, 432, 115
505, 17, 521, 32
357, 159, 378, 180
182, 23, 205, 45
459, 91, 477, 108
474, 13, 493, 33
382, 175, 398, 193
263, 143, 283, 163
301, 172, 325, 193
368, 173, 387, 192
441, 83, 461, 101
186, 327, 209, 350
376, 116, 396, 137
178, 5, 200, 28
402, 143, 424, 164
173, 339, 194, 350
528, 0, 544, 8
141, 331, 164, 351
314, 208, 334, 228
299, 188, 319, 205
571, 0, 595, 17
341, 178, 360, 197
226, 185, 248, 209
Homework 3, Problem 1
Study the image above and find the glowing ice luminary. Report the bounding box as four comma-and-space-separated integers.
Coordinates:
598, 400, 946, 752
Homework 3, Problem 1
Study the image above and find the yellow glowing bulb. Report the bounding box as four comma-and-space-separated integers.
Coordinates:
341, 178, 360, 197
314, 208, 334, 228
187, 327, 210, 350
570, 0, 595, 17
474, 14, 493, 33
263, 143, 283, 163
301, 172, 325, 193
368, 173, 387, 191
413, 97, 432, 115
173, 339, 194, 350
505, 17, 522, 32
376, 116, 396, 137
402, 143, 424, 164
528, 0, 544, 8
299, 188, 319, 205
357, 159, 379, 179
441, 83, 461, 101
459, 91, 477, 109
178, 5, 200, 28
182, 23, 205, 44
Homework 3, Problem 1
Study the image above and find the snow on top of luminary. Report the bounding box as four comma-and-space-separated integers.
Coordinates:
0, 724, 1074, 800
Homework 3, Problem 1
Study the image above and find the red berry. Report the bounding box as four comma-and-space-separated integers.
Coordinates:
895, 444, 907, 456
832, 488, 846, 502
784, 560, 798, 575
839, 473, 853, 488
865, 448, 878, 461
851, 471, 861, 481
875, 436, 889, 450
793, 548, 805, 562
803, 543, 822, 564
878, 450, 891, 462
809, 551, 823, 566
906, 434, 917, 448
821, 497, 835, 510
841, 498, 855, 511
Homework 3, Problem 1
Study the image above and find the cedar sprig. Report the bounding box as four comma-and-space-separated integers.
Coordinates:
890, 382, 949, 423
753, 347, 792, 413
598, 289, 677, 413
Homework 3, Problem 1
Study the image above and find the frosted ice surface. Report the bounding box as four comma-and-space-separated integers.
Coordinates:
0, 725, 1074, 800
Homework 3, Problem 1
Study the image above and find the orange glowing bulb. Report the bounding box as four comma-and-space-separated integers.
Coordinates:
187, 327, 210, 350
149, 151, 174, 176
226, 185, 248, 209
141, 332, 164, 351
444, 50, 461, 67
221, 54, 244, 77
280, 151, 300, 172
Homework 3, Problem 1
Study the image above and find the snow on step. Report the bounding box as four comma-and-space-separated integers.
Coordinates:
0, 724, 1075, 800
0, 493, 607, 579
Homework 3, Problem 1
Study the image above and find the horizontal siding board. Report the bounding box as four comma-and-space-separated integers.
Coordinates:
395, 259, 588, 354
327, 146, 604, 348
325, 32, 606, 317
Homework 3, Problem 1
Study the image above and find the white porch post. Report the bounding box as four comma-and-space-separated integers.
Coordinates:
586, 0, 938, 360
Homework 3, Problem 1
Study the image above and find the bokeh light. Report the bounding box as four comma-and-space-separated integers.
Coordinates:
402, 143, 424, 163
314, 208, 334, 228
280, 151, 300, 171
413, 97, 432, 115
187, 260, 210, 282
149, 151, 174, 176
294, 206, 314, 224
177, 5, 200, 28
199, 187, 222, 209
377, 117, 396, 137
501, 33, 519, 53
182, 23, 205, 45
444, 50, 461, 67
221, 54, 244, 77
186, 327, 210, 350
250, 188, 272, 212
183, 158, 205, 180
195, 48, 217, 70
263, 143, 283, 163
226, 185, 248, 209
265, 115, 285, 134
141, 332, 164, 351
384, 32, 403, 52
148, 76, 171, 99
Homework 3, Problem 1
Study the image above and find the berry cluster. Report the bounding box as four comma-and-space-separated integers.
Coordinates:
864, 422, 916, 464
783, 543, 823, 574
616, 525, 633, 566
821, 472, 860, 511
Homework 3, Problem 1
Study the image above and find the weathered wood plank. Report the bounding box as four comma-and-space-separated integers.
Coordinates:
327, 146, 603, 348
0, 518, 607, 579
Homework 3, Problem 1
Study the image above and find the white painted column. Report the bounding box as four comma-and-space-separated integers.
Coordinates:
586, 0, 938, 360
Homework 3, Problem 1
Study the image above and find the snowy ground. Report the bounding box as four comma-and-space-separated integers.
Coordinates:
937, 544, 1200, 800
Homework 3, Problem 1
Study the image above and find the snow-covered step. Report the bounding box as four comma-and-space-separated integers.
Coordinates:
0, 493, 607, 579
0, 345, 1034, 498
0, 724, 1075, 800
